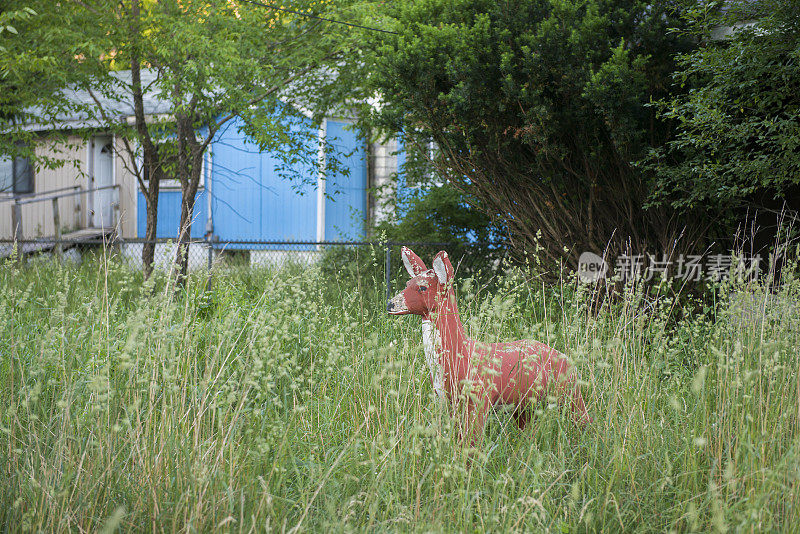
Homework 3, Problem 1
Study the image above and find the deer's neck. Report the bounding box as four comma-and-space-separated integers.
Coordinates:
429, 289, 468, 365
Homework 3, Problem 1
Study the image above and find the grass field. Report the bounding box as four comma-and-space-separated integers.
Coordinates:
1, 252, 799, 532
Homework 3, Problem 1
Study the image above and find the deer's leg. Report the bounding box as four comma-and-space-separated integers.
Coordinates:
511, 403, 530, 430
458, 398, 490, 447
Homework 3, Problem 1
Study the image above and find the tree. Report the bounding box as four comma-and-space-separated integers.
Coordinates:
10, 0, 368, 279
78, 0, 368, 280
363, 0, 701, 270
0, 4, 75, 179
0, 6, 39, 128
379, 183, 501, 244
645, 0, 800, 234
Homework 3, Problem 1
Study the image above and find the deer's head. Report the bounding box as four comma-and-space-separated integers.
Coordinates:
387, 247, 454, 318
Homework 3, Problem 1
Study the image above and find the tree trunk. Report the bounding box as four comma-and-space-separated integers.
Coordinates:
174, 188, 194, 286
143, 189, 158, 279
130, 0, 161, 279
173, 150, 202, 287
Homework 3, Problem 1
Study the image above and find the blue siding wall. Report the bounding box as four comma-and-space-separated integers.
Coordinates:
211, 117, 317, 243
136, 116, 368, 244
394, 138, 410, 218
137, 190, 207, 239
325, 120, 367, 241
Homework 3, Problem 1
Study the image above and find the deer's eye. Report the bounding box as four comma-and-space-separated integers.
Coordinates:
418, 285, 428, 292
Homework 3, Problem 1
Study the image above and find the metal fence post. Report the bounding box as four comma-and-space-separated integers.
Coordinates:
385, 240, 392, 303
11, 199, 23, 262
207, 234, 213, 271
52, 197, 63, 260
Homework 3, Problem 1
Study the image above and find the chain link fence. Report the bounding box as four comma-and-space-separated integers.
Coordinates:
0, 237, 509, 298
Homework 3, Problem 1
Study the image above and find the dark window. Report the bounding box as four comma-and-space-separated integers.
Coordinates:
0, 144, 34, 195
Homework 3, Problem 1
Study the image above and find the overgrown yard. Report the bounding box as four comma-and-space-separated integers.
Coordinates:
1, 255, 798, 531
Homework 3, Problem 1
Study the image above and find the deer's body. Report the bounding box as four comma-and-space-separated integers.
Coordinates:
390, 248, 590, 440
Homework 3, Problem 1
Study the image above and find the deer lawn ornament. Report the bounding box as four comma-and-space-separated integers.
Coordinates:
388, 247, 591, 441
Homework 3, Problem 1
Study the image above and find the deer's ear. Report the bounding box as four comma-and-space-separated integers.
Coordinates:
432, 251, 453, 284
401, 246, 427, 276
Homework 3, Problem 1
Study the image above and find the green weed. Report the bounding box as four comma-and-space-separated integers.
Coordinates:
1, 253, 798, 531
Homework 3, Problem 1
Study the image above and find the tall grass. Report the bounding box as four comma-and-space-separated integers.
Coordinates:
1, 251, 798, 531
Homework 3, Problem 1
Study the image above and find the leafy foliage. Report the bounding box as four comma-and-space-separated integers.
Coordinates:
0, 4, 72, 158
362, 0, 703, 270
645, 0, 800, 218
380, 182, 501, 244
2, 0, 374, 278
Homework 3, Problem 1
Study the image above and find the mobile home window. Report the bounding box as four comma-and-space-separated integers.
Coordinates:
0, 148, 34, 195
141, 140, 206, 188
